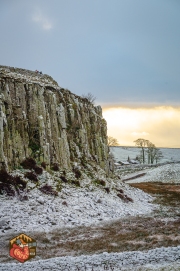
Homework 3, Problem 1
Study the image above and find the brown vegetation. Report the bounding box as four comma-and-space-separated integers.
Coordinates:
39, 184, 58, 196
24, 171, 38, 182
21, 157, 43, 175
73, 168, 82, 179
51, 163, 59, 171
0, 169, 26, 196
60, 175, 68, 183
20, 157, 36, 170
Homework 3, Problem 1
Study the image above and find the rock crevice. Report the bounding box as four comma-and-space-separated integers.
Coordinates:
0, 65, 113, 174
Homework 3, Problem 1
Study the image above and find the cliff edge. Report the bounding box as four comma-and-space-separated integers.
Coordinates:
0, 65, 113, 175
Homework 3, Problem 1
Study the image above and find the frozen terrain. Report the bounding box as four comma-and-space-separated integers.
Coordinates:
111, 146, 180, 164
0, 170, 154, 233
1, 245, 180, 271
0, 164, 180, 270
125, 163, 180, 184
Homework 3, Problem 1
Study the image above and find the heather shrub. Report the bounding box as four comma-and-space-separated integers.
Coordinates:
125, 195, 134, 202
20, 157, 36, 170
71, 180, 80, 187
41, 162, 46, 169
95, 179, 106, 186
60, 175, 68, 183
117, 193, 125, 200
73, 168, 81, 179
24, 171, 38, 182
0, 169, 26, 196
116, 188, 124, 193
51, 163, 59, 171
14, 176, 27, 190
34, 165, 43, 175
104, 187, 110, 193
39, 184, 58, 196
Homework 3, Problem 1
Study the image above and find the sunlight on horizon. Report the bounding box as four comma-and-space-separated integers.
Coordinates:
102, 106, 180, 148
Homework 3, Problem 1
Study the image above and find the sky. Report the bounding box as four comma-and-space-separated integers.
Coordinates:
0, 0, 180, 147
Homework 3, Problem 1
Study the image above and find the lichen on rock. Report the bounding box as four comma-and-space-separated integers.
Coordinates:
0, 65, 113, 175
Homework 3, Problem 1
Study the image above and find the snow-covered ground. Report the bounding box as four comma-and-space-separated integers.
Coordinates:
111, 146, 180, 164
0, 172, 154, 234
1, 164, 180, 270
1, 245, 180, 271
126, 163, 180, 184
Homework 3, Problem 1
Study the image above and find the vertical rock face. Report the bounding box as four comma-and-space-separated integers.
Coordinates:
0, 66, 113, 174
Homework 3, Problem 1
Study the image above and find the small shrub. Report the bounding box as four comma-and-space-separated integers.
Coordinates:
20, 157, 36, 170
97, 199, 102, 203
39, 184, 58, 196
92, 155, 98, 162
0, 169, 27, 196
117, 193, 125, 200
62, 201, 68, 206
116, 188, 124, 193
24, 171, 38, 182
56, 183, 62, 192
20, 195, 29, 201
104, 187, 110, 193
71, 180, 80, 187
82, 92, 96, 104
14, 176, 27, 190
60, 175, 68, 183
51, 163, 59, 171
0, 182, 15, 196
34, 166, 43, 175
0, 169, 11, 183
41, 162, 46, 169
73, 168, 81, 179
100, 180, 106, 186
81, 159, 87, 168
99, 180, 106, 186
125, 195, 134, 202
117, 193, 133, 203
94, 179, 106, 186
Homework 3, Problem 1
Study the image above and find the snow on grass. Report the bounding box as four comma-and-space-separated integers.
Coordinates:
126, 163, 180, 184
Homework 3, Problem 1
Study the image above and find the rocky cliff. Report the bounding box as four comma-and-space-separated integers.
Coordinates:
0, 65, 113, 175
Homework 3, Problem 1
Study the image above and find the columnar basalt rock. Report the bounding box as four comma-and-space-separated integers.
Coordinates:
0, 65, 113, 174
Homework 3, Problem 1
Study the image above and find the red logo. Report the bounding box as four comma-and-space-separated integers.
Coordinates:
9, 233, 36, 263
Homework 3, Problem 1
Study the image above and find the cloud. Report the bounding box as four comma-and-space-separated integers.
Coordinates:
102, 106, 180, 147
131, 132, 149, 137
32, 9, 53, 30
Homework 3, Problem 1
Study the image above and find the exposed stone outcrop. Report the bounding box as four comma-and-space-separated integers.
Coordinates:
0, 65, 113, 175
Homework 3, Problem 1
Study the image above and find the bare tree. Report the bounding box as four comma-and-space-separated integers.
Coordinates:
146, 141, 156, 164
108, 136, 119, 146
82, 93, 96, 104
134, 138, 163, 164
154, 148, 163, 164
134, 138, 149, 164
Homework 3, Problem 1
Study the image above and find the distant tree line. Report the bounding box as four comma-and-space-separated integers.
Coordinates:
134, 138, 163, 164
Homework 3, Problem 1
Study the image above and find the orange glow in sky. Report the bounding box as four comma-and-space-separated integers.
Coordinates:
102, 106, 180, 148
